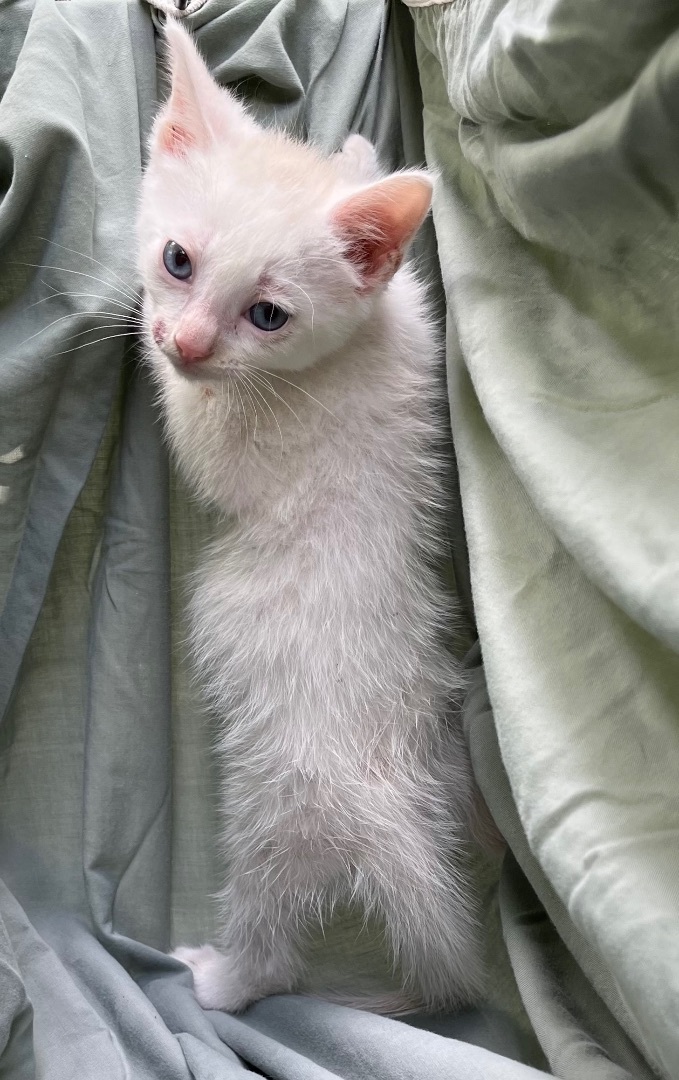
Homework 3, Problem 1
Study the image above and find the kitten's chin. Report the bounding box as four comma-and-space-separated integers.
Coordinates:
164, 356, 223, 384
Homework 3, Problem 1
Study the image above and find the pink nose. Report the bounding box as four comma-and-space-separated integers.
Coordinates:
174, 331, 214, 364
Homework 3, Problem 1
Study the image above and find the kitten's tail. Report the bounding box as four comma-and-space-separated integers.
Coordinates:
306, 989, 423, 1017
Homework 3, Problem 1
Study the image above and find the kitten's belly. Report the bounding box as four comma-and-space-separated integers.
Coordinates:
191, 522, 457, 851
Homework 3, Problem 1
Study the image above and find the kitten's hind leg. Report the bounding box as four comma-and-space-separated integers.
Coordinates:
173, 891, 306, 1012
172, 943, 251, 1011
173, 847, 335, 1013
172, 911, 303, 1014
356, 816, 483, 1012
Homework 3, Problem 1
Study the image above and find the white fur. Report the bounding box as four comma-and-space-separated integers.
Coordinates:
139, 24, 482, 1014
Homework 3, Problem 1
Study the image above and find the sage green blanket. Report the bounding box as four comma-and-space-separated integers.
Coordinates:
0, 0, 677, 1076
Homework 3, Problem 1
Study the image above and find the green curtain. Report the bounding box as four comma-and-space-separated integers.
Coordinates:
411, 1, 679, 1077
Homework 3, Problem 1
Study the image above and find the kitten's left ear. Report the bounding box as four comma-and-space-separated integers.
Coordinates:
153, 22, 249, 157
331, 172, 433, 290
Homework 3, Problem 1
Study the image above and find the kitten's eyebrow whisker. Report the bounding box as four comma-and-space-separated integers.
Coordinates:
35, 236, 142, 304
276, 277, 315, 339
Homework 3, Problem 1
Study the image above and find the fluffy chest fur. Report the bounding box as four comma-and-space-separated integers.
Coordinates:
154, 274, 457, 776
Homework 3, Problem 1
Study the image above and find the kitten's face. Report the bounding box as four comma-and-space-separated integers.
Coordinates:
139, 138, 371, 381
138, 25, 432, 383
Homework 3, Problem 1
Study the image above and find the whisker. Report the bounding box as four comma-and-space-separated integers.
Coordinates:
241, 371, 285, 463
248, 370, 306, 431
255, 367, 339, 423
26, 288, 139, 315
36, 236, 142, 303
10, 261, 140, 307
37, 329, 140, 362
12, 310, 140, 351
232, 377, 249, 455
280, 255, 335, 267
236, 372, 259, 441
276, 276, 315, 338
55, 321, 142, 345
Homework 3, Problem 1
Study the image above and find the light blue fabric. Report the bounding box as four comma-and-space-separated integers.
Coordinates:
0, 0, 542, 1075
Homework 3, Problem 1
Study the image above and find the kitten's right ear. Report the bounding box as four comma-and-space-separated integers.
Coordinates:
331, 172, 433, 290
152, 22, 248, 157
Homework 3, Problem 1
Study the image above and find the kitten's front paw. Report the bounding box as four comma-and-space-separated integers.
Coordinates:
171, 944, 251, 1012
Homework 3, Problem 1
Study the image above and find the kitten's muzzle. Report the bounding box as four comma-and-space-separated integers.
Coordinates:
172, 308, 219, 366
174, 332, 214, 365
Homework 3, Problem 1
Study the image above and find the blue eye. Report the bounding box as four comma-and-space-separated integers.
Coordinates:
248, 302, 289, 331
163, 240, 192, 280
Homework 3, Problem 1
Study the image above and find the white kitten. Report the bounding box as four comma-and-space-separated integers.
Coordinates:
138, 23, 483, 1015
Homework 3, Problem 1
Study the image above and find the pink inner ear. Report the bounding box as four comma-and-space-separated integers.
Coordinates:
332, 175, 432, 287
159, 116, 195, 156
154, 23, 216, 158
152, 23, 254, 161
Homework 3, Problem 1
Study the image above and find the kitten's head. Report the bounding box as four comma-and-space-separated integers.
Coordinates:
138, 23, 432, 382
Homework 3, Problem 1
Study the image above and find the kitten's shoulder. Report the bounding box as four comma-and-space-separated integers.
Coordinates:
386, 265, 440, 364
